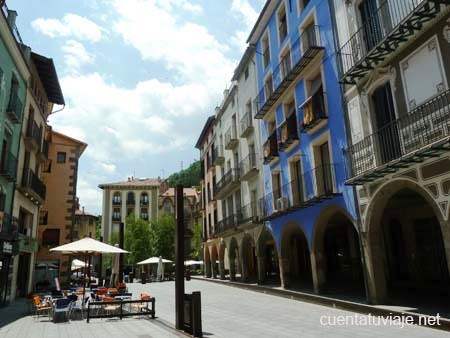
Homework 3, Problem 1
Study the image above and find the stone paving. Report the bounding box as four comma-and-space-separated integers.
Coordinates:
0, 280, 448, 338
128, 280, 449, 338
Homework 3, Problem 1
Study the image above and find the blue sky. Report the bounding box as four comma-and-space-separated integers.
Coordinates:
11, 0, 265, 214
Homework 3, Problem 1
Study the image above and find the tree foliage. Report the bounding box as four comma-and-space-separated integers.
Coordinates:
190, 222, 202, 260
124, 214, 152, 265
167, 161, 200, 188
149, 215, 175, 261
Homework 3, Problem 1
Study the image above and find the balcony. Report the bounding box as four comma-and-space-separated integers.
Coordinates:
112, 214, 121, 222
240, 152, 258, 181
38, 140, 49, 162
214, 168, 240, 199
239, 202, 260, 224
215, 214, 240, 235
263, 131, 279, 165
21, 168, 46, 202
240, 111, 254, 138
112, 199, 122, 206
207, 154, 214, 171
278, 112, 299, 150
224, 125, 239, 150
300, 89, 327, 133
6, 91, 23, 123
0, 213, 18, 241
345, 90, 450, 185
17, 235, 38, 252
213, 145, 224, 165
126, 198, 135, 206
260, 164, 340, 220
255, 25, 323, 119
0, 151, 18, 181
337, 0, 448, 84
24, 120, 42, 152
140, 199, 149, 206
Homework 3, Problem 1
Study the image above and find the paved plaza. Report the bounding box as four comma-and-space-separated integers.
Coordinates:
0, 280, 448, 338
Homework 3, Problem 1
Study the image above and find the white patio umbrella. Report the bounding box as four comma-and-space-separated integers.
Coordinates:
185, 260, 204, 266
51, 237, 129, 303
71, 259, 88, 271
137, 256, 173, 265
156, 257, 164, 281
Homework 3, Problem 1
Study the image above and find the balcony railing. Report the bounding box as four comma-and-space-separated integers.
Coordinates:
300, 89, 327, 133
240, 111, 253, 137
0, 151, 18, 181
112, 214, 121, 222
126, 198, 135, 206
278, 112, 299, 150
346, 89, 450, 184
140, 199, 149, 206
240, 152, 258, 180
260, 164, 339, 219
112, 199, 122, 206
213, 145, 224, 165
224, 125, 239, 150
6, 91, 23, 123
214, 168, 240, 199
40, 140, 49, 161
337, 0, 446, 84
21, 168, 46, 201
240, 202, 260, 224
263, 131, 279, 164
216, 214, 240, 234
255, 24, 323, 118
25, 120, 42, 151
0, 213, 19, 241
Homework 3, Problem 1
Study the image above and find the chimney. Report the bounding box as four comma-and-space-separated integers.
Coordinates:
6, 10, 17, 30
82, 206, 85, 214
127, 177, 131, 182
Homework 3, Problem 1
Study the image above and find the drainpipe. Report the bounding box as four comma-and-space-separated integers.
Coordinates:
328, 0, 370, 303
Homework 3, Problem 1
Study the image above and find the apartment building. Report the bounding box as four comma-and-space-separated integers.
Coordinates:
0, 7, 28, 305
74, 203, 98, 240
99, 177, 161, 242
36, 131, 86, 288
333, 0, 450, 305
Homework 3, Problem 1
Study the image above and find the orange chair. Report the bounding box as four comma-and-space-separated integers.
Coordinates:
107, 288, 118, 296
140, 293, 151, 301
32, 296, 52, 319
103, 296, 120, 314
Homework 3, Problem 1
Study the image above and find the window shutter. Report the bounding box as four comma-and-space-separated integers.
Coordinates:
347, 96, 363, 144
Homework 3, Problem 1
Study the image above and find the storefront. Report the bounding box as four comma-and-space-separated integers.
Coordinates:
0, 241, 14, 306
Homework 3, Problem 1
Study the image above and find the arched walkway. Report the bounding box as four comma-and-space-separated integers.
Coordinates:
312, 208, 364, 296
218, 242, 226, 280
228, 237, 241, 281
280, 223, 312, 290
210, 245, 219, 279
257, 228, 280, 285
365, 180, 450, 306
204, 245, 211, 278
241, 234, 258, 282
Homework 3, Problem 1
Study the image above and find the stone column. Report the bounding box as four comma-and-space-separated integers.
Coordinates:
310, 252, 326, 294
229, 256, 236, 281
278, 257, 290, 289
205, 260, 212, 278
257, 256, 265, 285
211, 260, 217, 279
219, 260, 225, 280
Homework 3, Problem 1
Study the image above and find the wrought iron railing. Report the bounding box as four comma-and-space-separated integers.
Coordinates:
6, 91, 23, 123
240, 111, 253, 136
112, 214, 121, 222
22, 168, 46, 200
337, 0, 437, 81
216, 214, 240, 234
41, 140, 49, 158
240, 152, 258, 177
346, 89, 450, 178
140, 199, 149, 206
215, 168, 240, 196
263, 131, 279, 164
26, 120, 42, 147
240, 202, 260, 223
0, 151, 17, 180
300, 89, 327, 132
255, 24, 321, 117
224, 125, 238, 148
112, 199, 122, 206
278, 112, 299, 149
0, 213, 19, 241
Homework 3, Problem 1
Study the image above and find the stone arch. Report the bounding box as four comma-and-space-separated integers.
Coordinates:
256, 227, 280, 285
364, 178, 450, 304
204, 245, 211, 278
210, 244, 219, 279
311, 205, 364, 295
218, 241, 226, 280
228, 237, 241, 281
241, 234, 257, 282
279, 222, 312, 290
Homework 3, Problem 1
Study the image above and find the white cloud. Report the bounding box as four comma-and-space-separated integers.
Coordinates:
62, 40, 95, 71
32, 14, 105, 42
230, 0, 260, 52
77, 178, 103, 214
98, 162, 116, 173
111, 0, 234, 88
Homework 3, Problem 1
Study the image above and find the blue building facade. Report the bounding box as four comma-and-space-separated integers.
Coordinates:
249, 0, 364, 294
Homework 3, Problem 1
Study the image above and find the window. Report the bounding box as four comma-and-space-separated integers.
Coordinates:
264, 75, 274, 100
163, 199, 172, 214
262, 34, 270, 68
89, 218, 94, 225
127, 208, 134, 216
39, 210, 48, 225
280, 49, 291, 80
56, 152, 66, 163
299, 0, 310, 12
42, 229, 60, 247
113, 192, 121, 204
277, 5, 288, 43
141, 208, 148, 220
272, 172, 282, 200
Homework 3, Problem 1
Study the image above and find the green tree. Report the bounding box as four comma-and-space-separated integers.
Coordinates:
190, 222, 202, 260
149, 215, 175, 260
124, 214, 153, 265
95, 216, 102, 240
167, 161, 200, 188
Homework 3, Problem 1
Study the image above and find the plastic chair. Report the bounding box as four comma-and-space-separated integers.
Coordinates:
32, 296, 52, 319
53, 298, 71, 322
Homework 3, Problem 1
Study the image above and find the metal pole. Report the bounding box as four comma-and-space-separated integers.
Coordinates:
99, 236, 103, 281
119, 222, 124, 283
175, 185, 185, 330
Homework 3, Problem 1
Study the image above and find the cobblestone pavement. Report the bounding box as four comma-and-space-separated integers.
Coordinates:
128, 280, 449, 338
